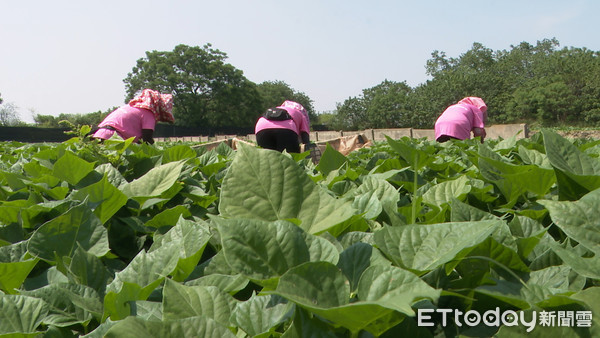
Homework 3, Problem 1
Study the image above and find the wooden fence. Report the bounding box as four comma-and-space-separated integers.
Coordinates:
154, 124, 528, 144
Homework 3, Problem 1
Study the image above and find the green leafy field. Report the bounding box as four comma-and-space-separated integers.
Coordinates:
0, 131, 599, 337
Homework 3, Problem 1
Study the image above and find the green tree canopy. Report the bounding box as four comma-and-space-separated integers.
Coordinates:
363, 80, 412, 128
331, 38, 600, 129
123, 44, 262, 128
336, 96, 368, 130
256, 80, 316, 122
33, 106, 116, 128
334, 80, 411, 130
0, 102, 22, 126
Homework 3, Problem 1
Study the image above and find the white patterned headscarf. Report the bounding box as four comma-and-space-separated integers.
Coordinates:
129, 89, 174, 123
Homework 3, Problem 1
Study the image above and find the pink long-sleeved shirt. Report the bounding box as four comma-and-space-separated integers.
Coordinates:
93, 105, 156, 142
254, 106, 310, 136
434, 103, 486, 141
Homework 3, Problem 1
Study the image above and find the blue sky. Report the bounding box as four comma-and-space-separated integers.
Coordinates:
1, 0, 599, 123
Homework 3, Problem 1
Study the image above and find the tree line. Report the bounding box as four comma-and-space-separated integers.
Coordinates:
3, 38, 600, 130
27, 44, 315, 129
0, 93, 26, 127
327, 38, 600, 130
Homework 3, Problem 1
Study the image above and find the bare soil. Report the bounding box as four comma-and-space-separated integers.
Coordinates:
555, 130, 600, 140
529, 129, 600, 140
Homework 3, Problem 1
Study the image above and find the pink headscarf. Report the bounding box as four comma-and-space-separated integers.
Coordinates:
458, 97, 487, 121
458, 97, 487, 113
280, 100, 309, 123
280, 100, 306, 113
129, 89, 175, 123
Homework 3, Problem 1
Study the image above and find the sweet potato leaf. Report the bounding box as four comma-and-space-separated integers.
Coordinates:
219, 143, 357, 236
28, 202, 110, 262
374, 220, 502, 274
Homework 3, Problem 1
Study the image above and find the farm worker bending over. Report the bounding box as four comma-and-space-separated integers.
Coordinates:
255, 100, 310, 153
434, 97, 487, 143
92, 89, 174, 144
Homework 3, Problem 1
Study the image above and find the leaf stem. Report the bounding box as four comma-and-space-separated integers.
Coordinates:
411, 152, 418, 224
458, 255, 529, 289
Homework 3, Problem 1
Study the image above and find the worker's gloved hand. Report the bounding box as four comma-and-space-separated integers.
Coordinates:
305, 143, 321, 164
473, 128, 486, 143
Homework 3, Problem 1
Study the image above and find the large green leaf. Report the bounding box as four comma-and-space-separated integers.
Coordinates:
0, 171, 28, 191
422, 175, 471, 207
219, 143, 357, 235
447, 237, 530, 290
350, 175, 403, 224
356, 265, 441, 316
162, 280, 237, 326
316, 144, 348, 177
230, 294, 294, 337
67, 245, 110, 294
0, 241, 38, 294
351, 185, 383, 220
336, 242, 391, 292
71, 174, 128, 224
518, 145, 552, 169
478, 145, 555, 206
475, 281, 548, 310
528, 265, 585, 293
0, 294, 50, 336
17, 199, 74, 230
121, 160, 185, 199
104, 241, 182, 320
215, 217, 338, 285
103, 316, 236, 338
373, 220, 502, 274
550, 243, 600, 279
185, 274, 249, 295
20, 283, 103, 328
197, 151, 229, 177
385, 136, 433, 171
130, 301, 162, 322
507, 215, 546, 260
23, 159, 52, 178
0, 199, 34, 226
450, 198, 498, 222
282, 307, 338, 338
475, 276, 586, 311
571, 287, 600, 337
543, 130, 600, 175
161, 144, 197, 163
149, 217, 212, 282
274, 262, 376, 330
273, 262, 437, 335
28, 174, 70, 200
52, 150, 95, 185
477, 260, 587, 312
539, 188, 600, 256
93, 163, 127, 188
543, 129, 600, 200
373, 166, 426, 192
28, 202, 110, 262
144, 205, 192, 229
